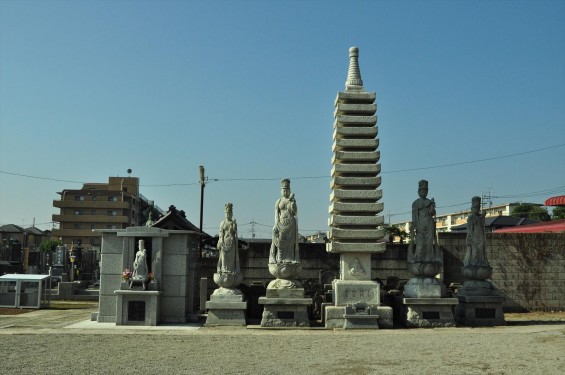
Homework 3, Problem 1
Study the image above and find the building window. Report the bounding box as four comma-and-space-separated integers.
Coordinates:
91, 209, 96, 215
107, 210, 117, 216
108, 196, 117, 202
106, 225, 116, 229
92, 196, 97, 201
91, 224, 96, 229
90, 239, 99, 246
123, 187, 128, 192
75, 196, 84, 201
73, 224, 82, 229
74, 210, 82, 215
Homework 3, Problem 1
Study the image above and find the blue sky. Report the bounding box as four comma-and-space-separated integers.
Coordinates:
1, 0, 564, 238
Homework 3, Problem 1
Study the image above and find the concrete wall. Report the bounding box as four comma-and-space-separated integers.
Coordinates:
199, 233, 565, 313
441, 232, 565, 312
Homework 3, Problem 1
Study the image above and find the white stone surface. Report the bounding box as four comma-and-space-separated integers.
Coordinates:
326, 242, 386, 253
329, 215, 384, 226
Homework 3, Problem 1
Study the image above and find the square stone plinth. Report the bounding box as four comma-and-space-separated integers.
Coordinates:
402, 297, 458, 328
403, 283, 445, 298
114, 290, 162, 326
333, 280, 380, 306
258, 297, 311, 328
205, 300, 247, 326
455, 295, 506, 327
325, 305, 393, 329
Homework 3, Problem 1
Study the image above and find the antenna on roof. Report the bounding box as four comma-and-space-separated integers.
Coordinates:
127, 169, 132, 177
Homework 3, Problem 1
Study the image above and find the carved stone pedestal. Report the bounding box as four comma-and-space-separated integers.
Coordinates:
455, 295, 506, 326
325, 279, 393, 329
259, 288, 311, 327
115, 289, 162, 326
205, 293, 247, 326
401, 297, 458, 328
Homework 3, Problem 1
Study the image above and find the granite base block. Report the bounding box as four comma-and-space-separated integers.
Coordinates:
205, 301, 247, 326
455, 295, 506, 327
403, 283, 445, 298
259, 297, 311, 327
324, 305, 393, 329
402, 297, 458, 328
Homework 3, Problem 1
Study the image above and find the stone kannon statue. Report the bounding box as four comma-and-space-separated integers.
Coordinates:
269, 179, 299, 264
212, 203, 243, 292
461, 196, 493, 281
132, 239, 149, 281
409, 180, 439, 262
217, 203, 240, 274
464, 196, 488, 267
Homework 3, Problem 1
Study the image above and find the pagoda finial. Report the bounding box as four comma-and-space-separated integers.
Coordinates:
345, 46, 364, 91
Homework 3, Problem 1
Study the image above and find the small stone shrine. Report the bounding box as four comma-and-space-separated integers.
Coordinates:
95, 226, 199, 326
455, 196, 506, 326
324, 47, 392, 329
401, 180, 458, 327
205, 203, 247, 325
259, 179, 312, 327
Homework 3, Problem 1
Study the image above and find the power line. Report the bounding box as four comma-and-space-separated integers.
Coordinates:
1, 143, 562, 186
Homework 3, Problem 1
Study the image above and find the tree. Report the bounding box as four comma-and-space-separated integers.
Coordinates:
551, 206, 565, 220
384, 226, 408, 243
39, 239, 61, 253
510, 203, 551, 222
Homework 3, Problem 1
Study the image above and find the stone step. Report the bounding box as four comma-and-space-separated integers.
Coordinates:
330, 189, 383, 201
329, 202, 384, 214
333, 126, 377, 139
334, 103, 376, 116
332, 151, 380, 163
331, 163, 381, 176
329, 228, 387, 240
329, 215, 384, 226
333, 138, 378, 151
330, 176, 381, 189
326, 241, 386, 253
335, 91, 376, 103
334, 115, 377, 126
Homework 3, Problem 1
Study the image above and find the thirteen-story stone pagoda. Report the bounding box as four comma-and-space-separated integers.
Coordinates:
325, 47, 392, 329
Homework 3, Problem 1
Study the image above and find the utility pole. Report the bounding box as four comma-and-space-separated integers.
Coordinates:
250, 219, 256, 241
199, 165, 206, 258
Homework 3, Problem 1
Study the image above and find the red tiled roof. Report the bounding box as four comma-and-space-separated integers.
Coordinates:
494, 219, 565, 233
544, 195, 565, 206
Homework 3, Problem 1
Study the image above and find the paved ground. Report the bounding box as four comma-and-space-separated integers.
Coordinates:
1, 302, 564, 375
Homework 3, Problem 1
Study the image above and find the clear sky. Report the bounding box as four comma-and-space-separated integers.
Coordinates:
1, 0, 564, 239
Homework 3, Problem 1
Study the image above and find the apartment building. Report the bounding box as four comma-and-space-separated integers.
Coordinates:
52, 177, 152, 250
394, 202, 540, 233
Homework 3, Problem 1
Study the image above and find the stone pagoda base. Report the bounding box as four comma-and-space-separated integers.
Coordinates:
455, 295, 506, 327
325, 305, 393, 329
324, 279, 393, 329
259, 288, 311, 327
205, 294, 247, 326
114, 289, 162, 326
401, 297, 458, 328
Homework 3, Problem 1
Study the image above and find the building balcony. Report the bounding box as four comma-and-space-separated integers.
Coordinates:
52, 229, 103, 238
52, 214, 130, 224
53, 200, 131, 209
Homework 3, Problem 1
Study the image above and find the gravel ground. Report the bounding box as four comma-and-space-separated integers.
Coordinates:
1, 305, 564, 375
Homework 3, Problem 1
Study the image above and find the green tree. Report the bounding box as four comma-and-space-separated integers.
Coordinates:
384, 226, 408, 243
39, 239, 61, 253
511, 203, 551, 221
551, 206, 565, 220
